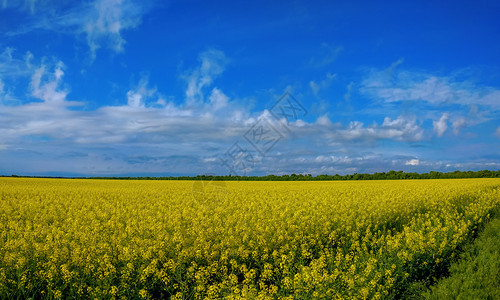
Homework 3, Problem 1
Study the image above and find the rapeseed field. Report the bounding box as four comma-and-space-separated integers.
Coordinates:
0, 178, 499, 299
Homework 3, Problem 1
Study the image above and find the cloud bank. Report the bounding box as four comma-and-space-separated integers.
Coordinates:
1, 49, 499, 176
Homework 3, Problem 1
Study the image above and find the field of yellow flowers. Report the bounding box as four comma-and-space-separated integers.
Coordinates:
1, 177, 499, 299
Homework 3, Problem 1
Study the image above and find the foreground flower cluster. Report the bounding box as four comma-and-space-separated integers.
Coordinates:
0, 178, 499, 299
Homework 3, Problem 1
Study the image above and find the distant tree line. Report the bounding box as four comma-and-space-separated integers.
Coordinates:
5, 170, 497, 181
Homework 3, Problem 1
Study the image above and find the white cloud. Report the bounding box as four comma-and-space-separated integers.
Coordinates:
84, 0, 145, 58
1, 48, 78, 106
0, 49, 248, 154
126, 91, 143, 108
405, 159, 419, 166
126, 76, 157, 108
1, 49, 498, 176
3, 0, 150, 59
260, 152, 438, 176
0, 48, 32, 79
380, 115, 423, 141
315, 115, 333, 126
361, 62, 500, 110
208, 88, 229, 111
0, 0, 52, 13
305, 114, 423, 143
184, 49, 228, 104
433, 113, 449, 137
314, 155, 352, 164
452, 117, 467, 135
345, 115, 423, 142
30, 62, 70, 104
309, 73, 336, 96
344, 81, 354, 102
309, 81, 319, 95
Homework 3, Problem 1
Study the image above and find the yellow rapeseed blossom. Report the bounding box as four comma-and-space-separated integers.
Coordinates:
0, 177, 499, 298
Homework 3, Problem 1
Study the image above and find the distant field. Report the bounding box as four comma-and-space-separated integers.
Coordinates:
1, 178, 499, 299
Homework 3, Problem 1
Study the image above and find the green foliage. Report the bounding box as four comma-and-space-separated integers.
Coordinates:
3, 170, 500, 181
422, 208, 500, 299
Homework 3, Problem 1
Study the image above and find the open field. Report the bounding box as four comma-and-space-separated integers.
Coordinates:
1, 178, 500, 299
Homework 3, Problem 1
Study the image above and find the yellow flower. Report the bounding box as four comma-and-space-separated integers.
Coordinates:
1, 177, 498, 299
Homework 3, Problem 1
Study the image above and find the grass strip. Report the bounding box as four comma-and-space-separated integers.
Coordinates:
422, 208, 500, 299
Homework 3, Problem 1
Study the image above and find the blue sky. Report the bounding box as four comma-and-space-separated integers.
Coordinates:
1, 0, 500, 176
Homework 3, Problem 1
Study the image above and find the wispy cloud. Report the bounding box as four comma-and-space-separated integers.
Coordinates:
361, 61, 500, 109
2, 0, 151, 59
83, 0, 146, 59
0, 47, 79, 106
452, 117, 467, 135
359, 60, 500, 140
183, 49, 229, 105
0, 47, 33, 78
433, 113, 449, 137
309, 73, 336, 96
308, 43, 343, 68
126, 75, 158, 108
30, 61, 70, 105
0, 0, 45, 13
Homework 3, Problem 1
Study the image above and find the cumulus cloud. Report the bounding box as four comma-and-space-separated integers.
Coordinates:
379, 115, 424, 141
433, 113, 449, 137
311, 114, 423, 143
208, 88, 229, 111
315, 115, 333, 127
405, 159, 419, 166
